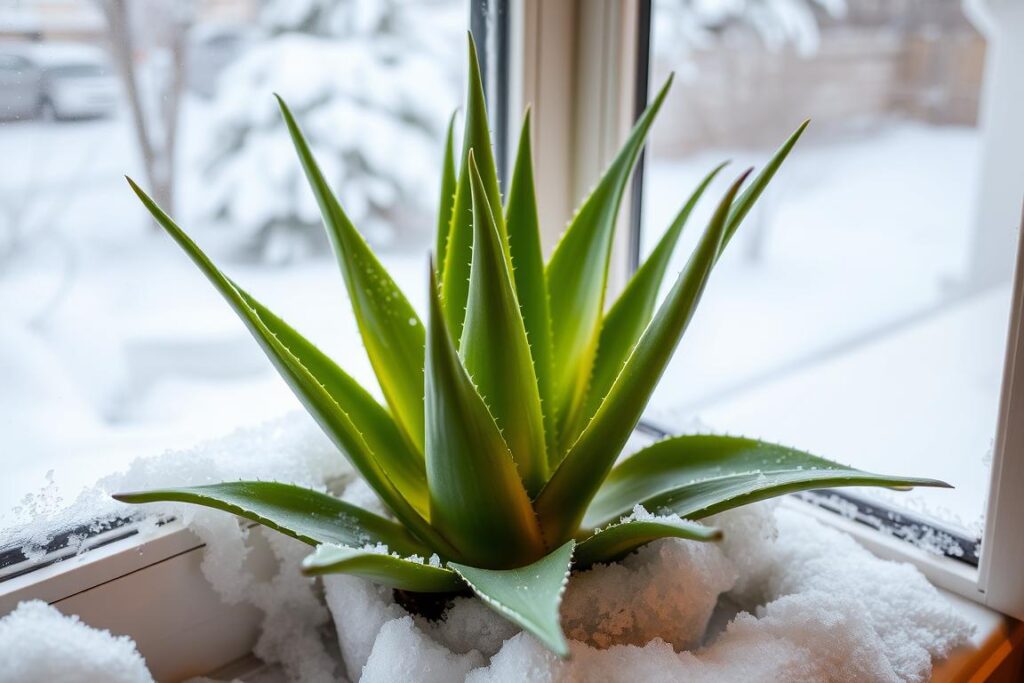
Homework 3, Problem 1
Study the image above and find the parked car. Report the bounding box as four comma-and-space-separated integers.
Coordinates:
0, 42, 119, 121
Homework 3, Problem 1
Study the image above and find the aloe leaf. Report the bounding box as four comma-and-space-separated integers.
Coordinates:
459, 153, 548, 494
450, 540, 574, 658
535, 171, 749, 544
233, 287, 428, 516
113, 482, 431, 557
425, 264, 545, 568
505, 110, 558, 465
546, 77, 673, 450
277, 95, 426, 457
435, 111, 458, 275
575, 515, 721, 568
303, 545, 463, 593
722, 119, 809, 251
441, 35, 505, 340
572, 162, 727, 443
126, 178, 451, 555
584, 435, 952, 528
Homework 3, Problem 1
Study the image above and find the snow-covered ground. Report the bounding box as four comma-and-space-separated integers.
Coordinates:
0, 113, 1005, 538
643, 122, 1007, 533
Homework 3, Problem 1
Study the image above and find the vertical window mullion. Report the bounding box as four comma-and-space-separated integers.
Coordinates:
627, 0, 653, 274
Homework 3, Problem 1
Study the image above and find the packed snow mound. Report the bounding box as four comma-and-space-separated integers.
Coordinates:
1, 420, 972, 682
329, 502, 972, 683
0, 601, 153, 683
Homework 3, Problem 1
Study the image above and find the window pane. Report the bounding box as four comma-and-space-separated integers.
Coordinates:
645, 0, 1014, 540
1, 0, 466, 530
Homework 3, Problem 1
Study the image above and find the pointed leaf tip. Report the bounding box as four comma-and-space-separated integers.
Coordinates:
451, 540, 575, 658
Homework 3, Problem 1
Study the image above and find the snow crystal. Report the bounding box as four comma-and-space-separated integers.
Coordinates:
0, 601, 153, 683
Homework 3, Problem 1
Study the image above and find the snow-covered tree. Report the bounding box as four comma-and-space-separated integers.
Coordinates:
200, 0, 460, 261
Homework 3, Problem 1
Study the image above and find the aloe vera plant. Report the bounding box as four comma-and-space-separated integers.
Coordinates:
114, 38, 949, 657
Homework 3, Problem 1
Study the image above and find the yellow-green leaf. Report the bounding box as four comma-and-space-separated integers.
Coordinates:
233, 287, 427, 517
722, 119, 809, 251
585, 435, 952, 528
546, 77, 673, 452
575, 515, 721, 568
277, 95, 426, 457
435, 111, 458, 274
505, 110, 558, 467
425, 265, 545, 568
303, 545, 463, 593
126, 178, 450, 554
571, 162, 727, 445
113, 482, 430, 557
460, 153, 548, 494
535, 171, 748, 544
441, 35, 505, 341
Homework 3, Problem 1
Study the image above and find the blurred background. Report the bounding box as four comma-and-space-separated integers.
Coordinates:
0, 0, 1016, 543
0, 0, 465, 526
644, 0, 1014, 541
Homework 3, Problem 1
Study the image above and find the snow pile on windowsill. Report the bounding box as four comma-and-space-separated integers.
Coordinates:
327, 501, 972, 683
0, 601, 154, 683
2, 415, 973, 682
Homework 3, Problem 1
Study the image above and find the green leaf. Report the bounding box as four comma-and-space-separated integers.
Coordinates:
441, 35, 505, 341
546, 77, 674, 451
722, 119, 809, 251
233, 287, 428, 517
572, 162, 727, 444
303, 545, 463, 593
435, 111, 458, 275
574, 515, 721, 568
535, 171, 749, 544
425, 264, 545, 568
277, 95, 426, 457
450, 540, 574, 658
584, 435, 952, 528
460, 153, 548, 494
113, 482, 431, 557
504, 110, 558, 466
126, 178, 451, 556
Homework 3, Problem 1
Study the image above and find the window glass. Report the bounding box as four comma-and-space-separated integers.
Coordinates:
0, 0, 465, 529
645, 0, 1014, 541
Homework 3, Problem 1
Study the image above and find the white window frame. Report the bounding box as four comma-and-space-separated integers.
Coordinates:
1, 2, 1022, 678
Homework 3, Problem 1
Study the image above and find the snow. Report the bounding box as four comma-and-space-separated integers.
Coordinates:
0, 418, 971, 682
561, 532, 736, 650
362, 617, 487, 683
0, 601, 153, 683
325, 497, 970, 682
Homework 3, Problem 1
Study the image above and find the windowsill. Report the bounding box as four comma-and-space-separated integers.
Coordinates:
930, 590, 1023, 682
